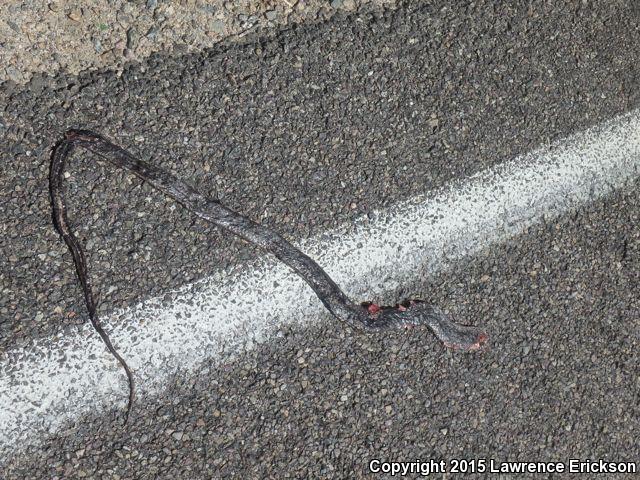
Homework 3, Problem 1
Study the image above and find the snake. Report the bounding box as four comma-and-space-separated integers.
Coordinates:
50, 129, 488, 423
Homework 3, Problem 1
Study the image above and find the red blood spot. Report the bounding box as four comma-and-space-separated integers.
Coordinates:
367, 303, 381, 314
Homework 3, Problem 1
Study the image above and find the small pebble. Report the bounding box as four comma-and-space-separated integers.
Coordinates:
67, 9, 82, 21
210, 20, 225, 34
265, 10, 278, 21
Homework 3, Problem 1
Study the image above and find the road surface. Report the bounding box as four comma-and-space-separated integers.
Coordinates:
1, 1, 638, 478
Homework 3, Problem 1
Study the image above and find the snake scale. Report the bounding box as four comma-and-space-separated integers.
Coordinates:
50, 129, 487, 422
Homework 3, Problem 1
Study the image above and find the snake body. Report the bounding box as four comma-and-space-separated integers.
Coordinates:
50, 129, 487, 422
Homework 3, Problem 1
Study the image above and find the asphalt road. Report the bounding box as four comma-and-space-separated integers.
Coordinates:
1, 1, 639, 478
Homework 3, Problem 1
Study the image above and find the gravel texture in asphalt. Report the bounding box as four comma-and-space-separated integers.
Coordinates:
1, 0, 639, 477
1, 0, 392, 84
2, 0, 639, 352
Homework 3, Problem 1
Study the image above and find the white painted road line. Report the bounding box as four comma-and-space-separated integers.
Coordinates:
2, 110, 640, 457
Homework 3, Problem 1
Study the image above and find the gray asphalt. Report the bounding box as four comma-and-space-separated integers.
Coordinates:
1, 0, 639, 478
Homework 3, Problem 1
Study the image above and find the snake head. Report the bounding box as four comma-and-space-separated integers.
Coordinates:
361, 299, 488, 351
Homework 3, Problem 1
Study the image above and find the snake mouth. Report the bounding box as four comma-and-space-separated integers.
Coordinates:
443, 331, 489, 351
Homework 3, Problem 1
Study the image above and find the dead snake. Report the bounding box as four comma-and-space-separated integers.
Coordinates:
50, 129, 488, 423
